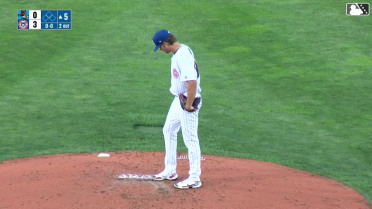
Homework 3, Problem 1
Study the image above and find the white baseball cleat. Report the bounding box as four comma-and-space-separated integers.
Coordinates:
152, 170, 178, 181
174, 177, 202, 189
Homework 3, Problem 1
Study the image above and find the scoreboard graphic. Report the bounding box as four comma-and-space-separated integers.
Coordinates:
18, 10, 72, 30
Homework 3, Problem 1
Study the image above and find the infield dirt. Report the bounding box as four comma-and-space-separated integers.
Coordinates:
0, 151, 370, 209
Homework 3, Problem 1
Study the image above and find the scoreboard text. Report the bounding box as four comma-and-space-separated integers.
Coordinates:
18, 10, 72, 30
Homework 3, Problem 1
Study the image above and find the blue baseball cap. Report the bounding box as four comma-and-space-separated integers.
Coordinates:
152, 29, 171, 52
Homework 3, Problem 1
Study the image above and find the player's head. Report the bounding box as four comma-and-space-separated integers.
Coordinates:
153, 29, 170, 52
153, 29, 178, 52
350, 5, 356, 9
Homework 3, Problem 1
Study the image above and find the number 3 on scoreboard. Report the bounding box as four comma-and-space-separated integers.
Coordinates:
30, 20, 41, 29
29, 20, 41, 30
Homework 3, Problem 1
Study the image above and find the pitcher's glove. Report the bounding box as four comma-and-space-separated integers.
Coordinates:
179, 94, 201, 112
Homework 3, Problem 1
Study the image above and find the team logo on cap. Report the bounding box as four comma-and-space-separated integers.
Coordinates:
172, 68, 179, 79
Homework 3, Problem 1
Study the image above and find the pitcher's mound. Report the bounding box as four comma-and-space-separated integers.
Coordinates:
0, 151, 370, 209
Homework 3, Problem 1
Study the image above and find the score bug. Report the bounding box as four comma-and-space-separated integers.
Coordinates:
17, 9, 72, 30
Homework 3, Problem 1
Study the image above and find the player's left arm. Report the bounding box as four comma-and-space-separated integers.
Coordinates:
185, 80, 197, 111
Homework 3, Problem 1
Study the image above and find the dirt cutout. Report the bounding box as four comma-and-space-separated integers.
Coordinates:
0, 151, 370, 209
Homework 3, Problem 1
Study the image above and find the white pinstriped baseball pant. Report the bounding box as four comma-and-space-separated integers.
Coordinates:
163, 96, 202, 181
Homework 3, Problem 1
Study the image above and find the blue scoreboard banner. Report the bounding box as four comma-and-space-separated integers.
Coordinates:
18, 10, 72, 30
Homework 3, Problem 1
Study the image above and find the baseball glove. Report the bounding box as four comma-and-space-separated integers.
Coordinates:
179, 94, 201, 112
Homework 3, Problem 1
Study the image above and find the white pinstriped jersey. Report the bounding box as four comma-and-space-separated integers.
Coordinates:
169, 44, 201, 97
162, 44, 202, 181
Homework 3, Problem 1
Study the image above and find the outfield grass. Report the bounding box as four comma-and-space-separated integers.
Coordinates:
1, 0, 371, 202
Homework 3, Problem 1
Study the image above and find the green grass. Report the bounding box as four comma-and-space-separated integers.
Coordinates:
1, 0, 371, 203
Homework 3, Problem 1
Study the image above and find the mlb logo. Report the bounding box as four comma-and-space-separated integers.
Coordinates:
346, 3, 370, 16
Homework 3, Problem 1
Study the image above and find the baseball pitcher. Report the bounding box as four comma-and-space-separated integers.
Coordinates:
152, 29, 202, 189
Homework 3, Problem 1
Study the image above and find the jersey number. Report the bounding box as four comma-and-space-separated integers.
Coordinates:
194, 61, 199, 78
